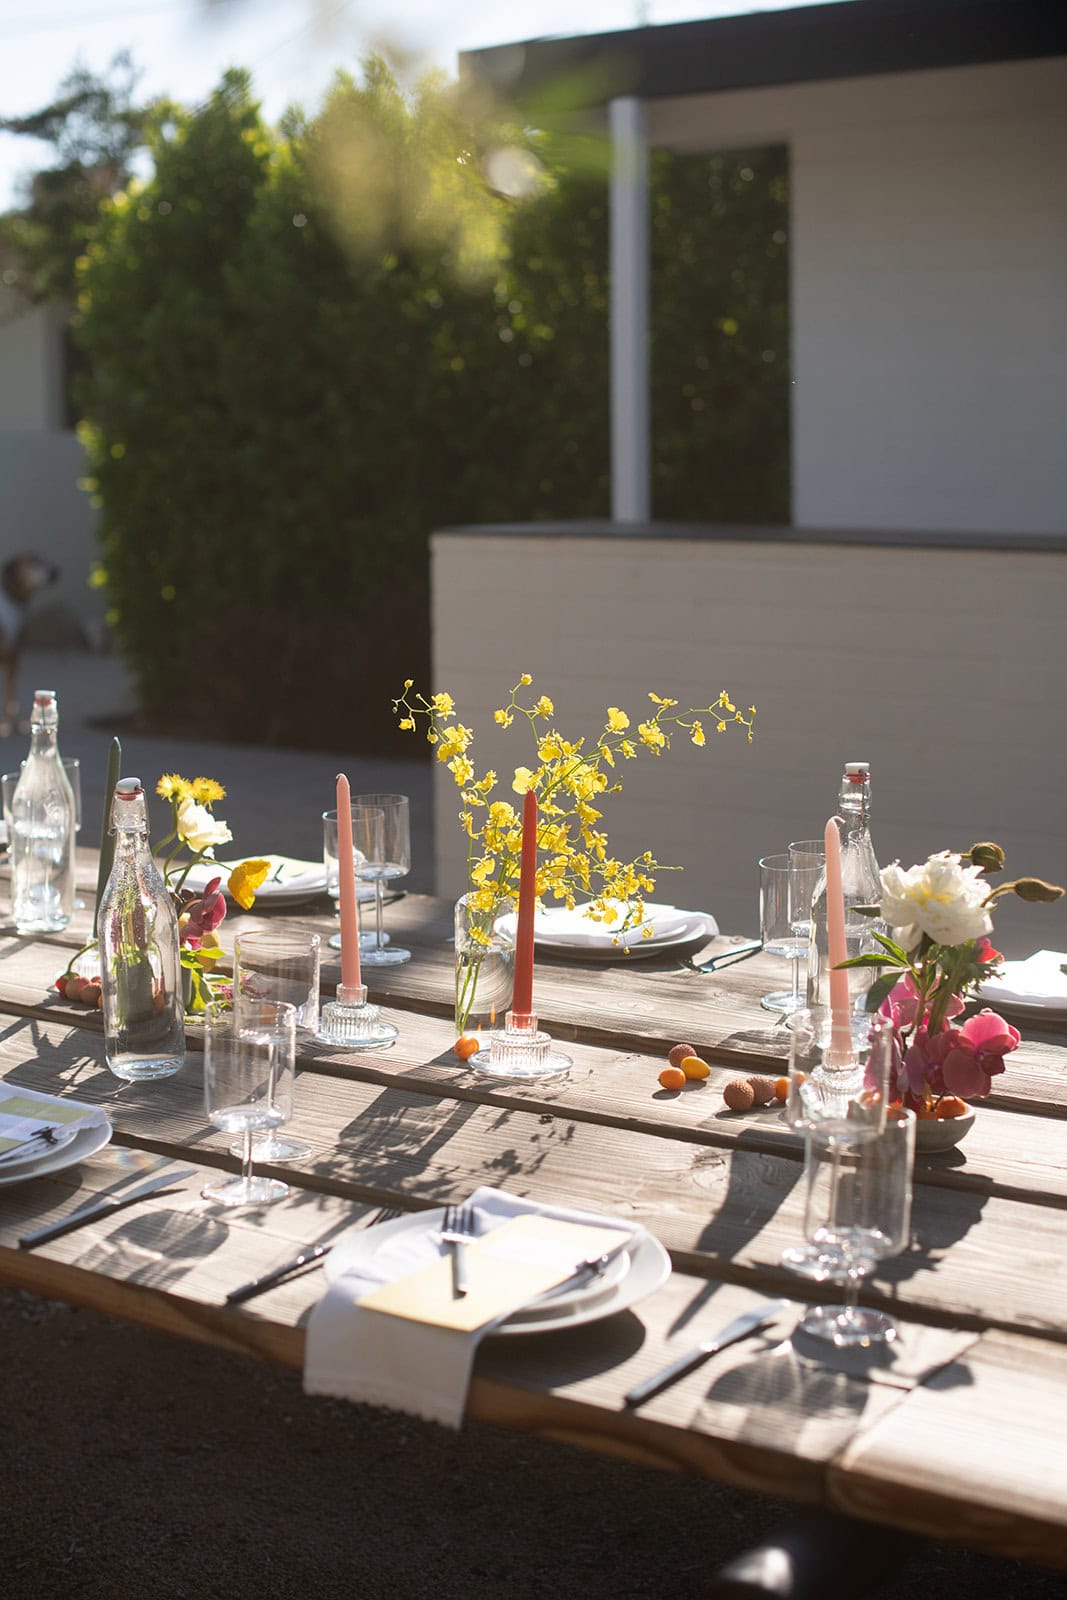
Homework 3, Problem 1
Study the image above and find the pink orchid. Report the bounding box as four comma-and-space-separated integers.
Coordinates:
879, 974, 964, 1032
941, 1009, 1020, 1098
180, 876, 227, 946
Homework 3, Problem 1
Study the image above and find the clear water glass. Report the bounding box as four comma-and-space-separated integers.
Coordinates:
758, 853, 822, 1014
794, 1107, 915, 1348
232, 929, 320, 1165
350, 792, 411, 967
323, 804, 385, 951
454, 892, 515, 1035
202, 999, 294, 1207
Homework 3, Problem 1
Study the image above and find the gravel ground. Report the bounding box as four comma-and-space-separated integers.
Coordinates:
2, 1290, 1063, 1600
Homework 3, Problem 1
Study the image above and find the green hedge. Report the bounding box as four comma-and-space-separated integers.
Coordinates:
76, 65, 788, 752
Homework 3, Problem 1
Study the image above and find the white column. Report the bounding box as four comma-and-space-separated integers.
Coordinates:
609, 95, 650, 524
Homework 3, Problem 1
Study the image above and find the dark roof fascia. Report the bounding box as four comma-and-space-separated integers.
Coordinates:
461, 0, 1067, 111
433, 522, 1067, 554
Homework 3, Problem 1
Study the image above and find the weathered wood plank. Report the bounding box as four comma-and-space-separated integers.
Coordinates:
830, 1330, 1067, 1567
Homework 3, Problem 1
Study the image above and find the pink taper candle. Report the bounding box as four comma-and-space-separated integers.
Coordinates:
823, 815, 853, 1059
511, 790, 538, 1017
336, 774, 362, 990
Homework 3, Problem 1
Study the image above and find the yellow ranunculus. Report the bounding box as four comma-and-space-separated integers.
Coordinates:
228, 858, 271, 910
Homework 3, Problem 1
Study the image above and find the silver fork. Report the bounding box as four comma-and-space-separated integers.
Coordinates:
440, 1202, 476, 1298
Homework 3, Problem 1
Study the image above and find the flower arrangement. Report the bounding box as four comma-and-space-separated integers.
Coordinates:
848, 843, 1063, 1114
56, 772, 269, 1012
155, 774, 270, 1009
395, 674, 755, 1031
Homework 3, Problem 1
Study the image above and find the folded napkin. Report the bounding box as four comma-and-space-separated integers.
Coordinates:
304, 1187, 644, 1428
0, 1082, 110, 1166
977, 950, 1067, 1010
499, 901, 717, 950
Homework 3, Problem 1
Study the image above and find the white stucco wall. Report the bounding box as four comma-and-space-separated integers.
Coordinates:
432, 530, 1067, 959
0, 296, 63, 430
647, 55, 1067, 536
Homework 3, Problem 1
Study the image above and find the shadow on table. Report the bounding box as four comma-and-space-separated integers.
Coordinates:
72, 1206, 229, 1290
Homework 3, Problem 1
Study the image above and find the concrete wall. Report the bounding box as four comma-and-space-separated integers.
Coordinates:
0, 293, 101, 637
647, 55, 1067, 537
431, 529, 1067, 959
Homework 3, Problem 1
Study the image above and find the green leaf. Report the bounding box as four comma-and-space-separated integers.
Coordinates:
871, 932, 910, 965
865, 971, 900, 1012
837, 953, 892, 969
853, 904, 882, 918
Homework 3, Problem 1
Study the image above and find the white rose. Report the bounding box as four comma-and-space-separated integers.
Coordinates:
176, 797, 233, 856
879, 850, 992, 949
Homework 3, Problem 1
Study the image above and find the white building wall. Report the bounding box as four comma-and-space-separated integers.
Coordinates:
647, 56, 1067, 536
0, 296, 62, 429
432, 530, 1067, 960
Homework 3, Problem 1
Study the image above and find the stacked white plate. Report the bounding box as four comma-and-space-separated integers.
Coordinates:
498, 901, 718, 961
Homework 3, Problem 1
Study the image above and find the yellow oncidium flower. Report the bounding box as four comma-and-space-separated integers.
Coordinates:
390, 673, 755, 988
228, 858, 271, 911
190, 777, 226, 804
156, 773, 192, 801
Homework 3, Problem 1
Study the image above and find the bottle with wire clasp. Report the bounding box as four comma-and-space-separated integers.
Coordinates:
10, 689, 77, 934
98, 777, 185, 1081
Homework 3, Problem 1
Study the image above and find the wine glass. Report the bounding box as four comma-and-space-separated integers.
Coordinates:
758, 853, 822, 1014
323, 804, 385, 952
230, 930, 320, 1166
351, 792, 411, 967
794, 1106, 915, 1347
202, 999, 295, 1207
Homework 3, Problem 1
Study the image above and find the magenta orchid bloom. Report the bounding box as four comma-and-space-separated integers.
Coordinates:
180, 876, 227, 947
941, 1009, 1020, 1098
879, 974, 964, 1031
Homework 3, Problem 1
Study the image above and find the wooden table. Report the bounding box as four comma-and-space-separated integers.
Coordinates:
1, 867, 1065, 1569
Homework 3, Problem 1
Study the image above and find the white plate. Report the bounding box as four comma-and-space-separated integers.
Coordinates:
538, 915, 718, 961
0, 1118, 112, 1187
324, 1208, 670, 1336
181, 856, 331, 905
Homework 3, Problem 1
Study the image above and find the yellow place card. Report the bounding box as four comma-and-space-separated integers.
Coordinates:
358, 1215, 632, 1333
0, 1096, 89, 1126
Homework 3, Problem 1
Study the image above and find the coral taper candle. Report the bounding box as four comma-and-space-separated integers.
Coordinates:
94, 736, 122, 938
512, 790, 538, 1017
824, 815, 853, 1060
335, 774, 362, 990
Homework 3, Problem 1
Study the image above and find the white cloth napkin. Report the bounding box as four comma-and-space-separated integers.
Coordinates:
499, 901, 717, 950
0, 1082, 110, 1166
304, 1187, 644, 1428
977, 950, 1067, 1010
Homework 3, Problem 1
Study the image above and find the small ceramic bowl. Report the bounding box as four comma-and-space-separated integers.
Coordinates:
913, 1106, 976, 1153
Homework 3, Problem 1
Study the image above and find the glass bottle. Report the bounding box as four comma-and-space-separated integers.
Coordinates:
98, 777, 185, 1081
10, 689, 77, 934
807, 762, 886, 1023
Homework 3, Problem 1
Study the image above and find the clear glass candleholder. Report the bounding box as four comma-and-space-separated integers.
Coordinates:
469, 1009, 571, 1079
317, 982, 398, 1049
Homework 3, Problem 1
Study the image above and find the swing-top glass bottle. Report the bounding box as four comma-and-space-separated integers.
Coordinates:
807, 762, 886, 1027
98, 777, 185, 1081
10, 689, 77, 934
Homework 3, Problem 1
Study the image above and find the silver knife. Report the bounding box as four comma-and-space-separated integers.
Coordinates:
226, 1244, 330, 1305
18, 1167, 197, 1249
624, 1299, 790, 1407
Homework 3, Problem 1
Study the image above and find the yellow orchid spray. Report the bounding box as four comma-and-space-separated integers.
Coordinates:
395, 675, 755, 1031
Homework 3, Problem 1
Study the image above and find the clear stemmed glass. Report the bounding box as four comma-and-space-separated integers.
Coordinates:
230, 930, 320, 1166
758, 853, 822, 1014
351, 792, 411, 967
323, 804, 386, 952
202, 999, 295, 1207
795, 1106, 915, 1347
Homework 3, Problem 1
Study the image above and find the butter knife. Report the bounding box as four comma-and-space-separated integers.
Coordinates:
18, 1167, 197, 1249
624, 1299, 790, 1407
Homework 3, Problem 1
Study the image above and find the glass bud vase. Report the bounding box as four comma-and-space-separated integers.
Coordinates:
454, 893, 515, 1037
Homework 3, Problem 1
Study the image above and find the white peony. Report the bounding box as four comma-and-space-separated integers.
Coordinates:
176, 797, 233, 856
879, 851, 992, 950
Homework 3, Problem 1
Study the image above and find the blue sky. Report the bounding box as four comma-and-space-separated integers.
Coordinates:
0, 0, 836, 206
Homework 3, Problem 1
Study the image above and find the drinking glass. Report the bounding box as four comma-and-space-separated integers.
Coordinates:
323, 804, 385, 952
202, 1000, 294, 1207
351, 792, 411, 967
794, 1107, 915, 1348
232, 930, 320, 1165
758, 853, 822, 1014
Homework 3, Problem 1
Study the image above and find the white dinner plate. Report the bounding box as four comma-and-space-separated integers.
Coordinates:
0, 1118, 112, 1187
536, 915, 718, 961
181, 856, 331, 905
324, 1208, 670, 1336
